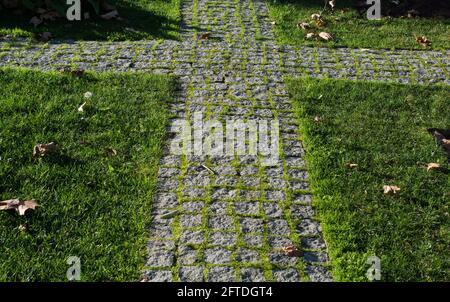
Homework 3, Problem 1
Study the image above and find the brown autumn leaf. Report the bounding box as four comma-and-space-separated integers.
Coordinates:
30, 16, 42, 27
318, 32, 333, 41
297, 22, 310, 30
282, 245, 301, 257
416, 35, 431, 47
315, 18, 327, 27
100, 10, 121, 20
33, 142, 58, 158
0, 199, 39, 216
442, 139, 450, 146
426, 163, 441, 172
197, 32, 210, 40
383, 185, 401, 195
346, 162, 358, 168
105, 148, 118, 157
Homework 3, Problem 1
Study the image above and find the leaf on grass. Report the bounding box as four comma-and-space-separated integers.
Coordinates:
33, 142, 58, 158
306, 33, 317, 40
315, 18, 327, 27
318, 32, 333, 41
426, 163, 441, 172
443, 139, 450, 146
313, 116, 322, 122
100, 10, 121, 20
329, 0, 336, 10
105, 148, 118, 157
297, 22, 310, 30
84, 91, 93, 99
0, 199, 39, 216
416, 35, 431, 47
282, 245, 301, 257
78, 102, 87, 112
30, 16, 42, 27
346, 162, 358, 168
311, 13, 322, 20
383, 185, 401, 195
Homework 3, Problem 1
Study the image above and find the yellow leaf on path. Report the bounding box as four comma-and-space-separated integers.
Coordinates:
427, 163, 441, 172
383, 185, 401, 195
318, 32, 333, 41
0, 199, 39, 216
282, 245, 300, 256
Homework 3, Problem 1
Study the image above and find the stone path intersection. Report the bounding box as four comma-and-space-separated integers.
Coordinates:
1, 0, 449, 282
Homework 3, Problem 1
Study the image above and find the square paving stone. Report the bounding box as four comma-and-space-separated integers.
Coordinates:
153, 193, 178, 209
180, 230, 205, 244
208, 266, 236, 282
267, 219, 290, 235
241, 176, 261, 188
304, 252, 329, 263
263, 203, 283, 218
292, 194, 313, 204
240, 217, 264, 233
301, 237, 327, 250
144, 270, 173, 282
268, 236, 293, 249
266, 190, 285, 201
269, 252, 298, 266
209, 202, 229, 215
236, 248, 261, 263
273, 269, 300, 282
183, 188, 206, 199
212, 188, 238, 200
305, 265, 333, 282
241, 268, 265, 282
146, 251, 175, 267
209, 215, 234, 230
180, 214, 203, 228
179, 266, 204, 282
183, 201, 205, 213
297, 219, 321, 236
291, 205, 314, 219
244, 234, 264, 248
205, 247, 232, 264
149, 224, 173, 239
184, 174, 211, 187
209, 231, 237, 246
214, 176, 238, 186
234, 202, 260, 215
240, 166, 259, 176
289, 181, 310, 191
178, 245, 199, 265
267, 178, 286, 189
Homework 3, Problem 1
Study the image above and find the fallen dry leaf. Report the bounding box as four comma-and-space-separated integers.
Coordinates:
442, 139, 450, 146
270, 21, 277, 26
282, 245, 301, 257
427, 163, 441, 172
416, 35, 431, 47
329, 0, 336, 10
78, 102, 87, 112
383, 185, 401, 195
346, 162, 358, 168
306, 33, 317, 40
297, 22, 310, 30
0, 199, 39, 216
100, 10, 120, 20
311, 13, 322, 20
313, 116, 322, 122
84, 91, 93, 99
30, 16, 42, 27
197, 32, 210, 40
315, 18, 327, 27
318, 32, 333, 41
33, 142, 58, 158
105, 148, 118, 157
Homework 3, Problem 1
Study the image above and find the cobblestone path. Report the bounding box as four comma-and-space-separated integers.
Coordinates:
1, 0, 449, 282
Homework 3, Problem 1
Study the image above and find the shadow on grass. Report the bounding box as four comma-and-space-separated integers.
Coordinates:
0, 1, 181, 41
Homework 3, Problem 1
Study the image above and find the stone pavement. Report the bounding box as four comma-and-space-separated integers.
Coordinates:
1, 0, 449, 282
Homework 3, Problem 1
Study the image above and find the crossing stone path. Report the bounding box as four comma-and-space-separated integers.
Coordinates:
1, 0, 449, 282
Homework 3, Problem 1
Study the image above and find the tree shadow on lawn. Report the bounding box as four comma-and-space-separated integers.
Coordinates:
0, 2, 180, 41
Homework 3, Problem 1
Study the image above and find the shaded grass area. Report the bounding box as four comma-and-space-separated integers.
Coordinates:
267, 0, 450, 50
287, 77, 450, 281
0, 0, 181, 41
0, 68, 173, 281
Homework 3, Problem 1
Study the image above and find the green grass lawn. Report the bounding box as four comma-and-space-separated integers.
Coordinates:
267, 0, 450, 50
287, 77, 450, 281
0, 68, 173, 281
0, 0, 181, 41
